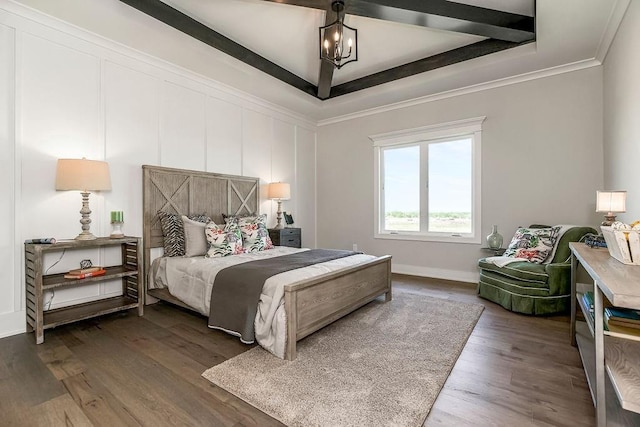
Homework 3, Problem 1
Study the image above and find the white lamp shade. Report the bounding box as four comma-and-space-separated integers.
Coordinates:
596, 190, 626, 213
55, 158, 111, 192
268, 182, 290, 200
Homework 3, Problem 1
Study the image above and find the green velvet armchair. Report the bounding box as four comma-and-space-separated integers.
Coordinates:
477, 225, 597, 315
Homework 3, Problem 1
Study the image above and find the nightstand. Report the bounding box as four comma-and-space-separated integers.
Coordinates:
24, 236, 143, 344
269, 228, 301, 248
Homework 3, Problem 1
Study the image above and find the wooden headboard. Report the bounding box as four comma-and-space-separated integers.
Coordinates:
142, 165, 260, 285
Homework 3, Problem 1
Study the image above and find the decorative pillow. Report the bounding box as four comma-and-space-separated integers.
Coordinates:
503, 226, 562, 263
205, 221, 244, 258
235, 214, 274, 252
157, 211, 210, 257
182, 216, 209, 257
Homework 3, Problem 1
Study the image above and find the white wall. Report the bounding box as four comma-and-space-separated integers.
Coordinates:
317, 67, 604, 282
603, 0, 640, 223
0, 4, 317, 339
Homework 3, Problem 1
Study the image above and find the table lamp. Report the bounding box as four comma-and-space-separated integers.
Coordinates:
596, 190, 626, 226
55, 158, 111, 240
268, 182, 290, 229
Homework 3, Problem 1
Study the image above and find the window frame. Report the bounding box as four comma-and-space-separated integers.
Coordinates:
371, 116, 485, 244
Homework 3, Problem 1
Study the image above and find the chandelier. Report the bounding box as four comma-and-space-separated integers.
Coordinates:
319, 0, 358, 69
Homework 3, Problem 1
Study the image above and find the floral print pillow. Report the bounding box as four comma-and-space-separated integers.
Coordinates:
205, 221, 244, 258
503, 226, 562, 263
236, 214, 274, 252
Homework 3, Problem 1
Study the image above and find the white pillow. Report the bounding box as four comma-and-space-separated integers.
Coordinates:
181, 215, 208, 257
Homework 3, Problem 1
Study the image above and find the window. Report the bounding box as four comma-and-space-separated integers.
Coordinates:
371, 117, 484, 243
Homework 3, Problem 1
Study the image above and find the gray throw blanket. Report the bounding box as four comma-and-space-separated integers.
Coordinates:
208, 249, 358, 343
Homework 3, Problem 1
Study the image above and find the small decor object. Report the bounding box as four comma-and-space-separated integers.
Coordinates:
584, 234, 607, 248
79, 259, 93, 269
268, 182, 291, 230
284, 212, 294, 226
319, 0, 358, 69
110, 210, 124, 238
486, 225, 503, 250
64, 268, 106, 280
24, 238, 56, 244
55, 158, 111, 240
600, 222, 640, 265
596, 190, 626, 226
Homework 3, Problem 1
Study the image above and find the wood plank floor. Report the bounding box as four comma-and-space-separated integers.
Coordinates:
0, 274, 595, 426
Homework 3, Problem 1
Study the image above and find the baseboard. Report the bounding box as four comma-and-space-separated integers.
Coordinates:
0, 310, 26, 339
392, 263, 479, 284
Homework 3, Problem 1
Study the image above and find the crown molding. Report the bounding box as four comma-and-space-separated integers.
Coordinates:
595, 0, 631, 63
317, 57, 602, 127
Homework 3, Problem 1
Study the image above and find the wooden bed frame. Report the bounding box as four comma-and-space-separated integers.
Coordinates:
142, 165, 392, 360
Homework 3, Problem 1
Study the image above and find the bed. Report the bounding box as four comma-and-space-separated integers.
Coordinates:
142, 165, 392, 360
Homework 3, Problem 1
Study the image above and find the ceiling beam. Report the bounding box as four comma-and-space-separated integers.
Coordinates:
328, 38, 531, 98
317, 6, 337, 99
262, 0, 535, 43
118, 0, 317, 97
119, 0, 536, 101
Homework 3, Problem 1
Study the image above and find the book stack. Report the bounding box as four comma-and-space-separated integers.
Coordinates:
604, 307, 640, 336
63, 266, 106, 280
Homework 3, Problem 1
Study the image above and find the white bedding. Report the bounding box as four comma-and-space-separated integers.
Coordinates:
150, 247, 376, 358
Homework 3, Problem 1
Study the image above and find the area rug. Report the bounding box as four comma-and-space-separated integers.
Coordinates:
202, 291, 484, 427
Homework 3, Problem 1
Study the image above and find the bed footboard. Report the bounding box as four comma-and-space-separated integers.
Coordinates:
283, 255, 392, 361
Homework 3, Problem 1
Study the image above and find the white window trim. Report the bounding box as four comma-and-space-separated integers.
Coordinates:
371, 116, 485, 244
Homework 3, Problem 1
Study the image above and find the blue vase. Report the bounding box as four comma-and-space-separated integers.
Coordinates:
486, 225, 503, 250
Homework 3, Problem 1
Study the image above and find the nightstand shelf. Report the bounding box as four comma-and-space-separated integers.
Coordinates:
42, 265, 138, 290
269, 228, 301, 248
25, 236, 143, 344
43, 295, 139, 330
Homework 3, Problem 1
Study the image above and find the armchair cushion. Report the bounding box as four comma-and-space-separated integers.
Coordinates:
478, 225, 597, 315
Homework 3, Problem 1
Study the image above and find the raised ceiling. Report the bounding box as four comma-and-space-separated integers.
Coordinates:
12, 0, 626, 121
120, 0, 536, 100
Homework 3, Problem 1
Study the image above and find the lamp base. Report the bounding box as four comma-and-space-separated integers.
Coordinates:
76, 191, 97, 240
602, 213, 617, 227
274, 200, 284, 229
75, 231, 97, 240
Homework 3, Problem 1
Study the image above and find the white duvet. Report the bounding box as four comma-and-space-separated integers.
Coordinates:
150, 247, 375, 358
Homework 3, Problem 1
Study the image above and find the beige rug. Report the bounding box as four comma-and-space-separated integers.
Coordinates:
202, 291, 484, 427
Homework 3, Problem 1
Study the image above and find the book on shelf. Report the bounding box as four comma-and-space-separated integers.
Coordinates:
605, 307, 640, 328
67, 266, 102, 276
63, 268, 106, 280
582, 292, 594, 313
605, 314, 640, 336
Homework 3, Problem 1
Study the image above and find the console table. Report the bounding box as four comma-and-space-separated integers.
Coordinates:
570, 242, 640, 426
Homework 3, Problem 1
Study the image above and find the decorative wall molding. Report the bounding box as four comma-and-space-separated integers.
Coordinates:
0, 0, 317, 131
0, 1, 318, 339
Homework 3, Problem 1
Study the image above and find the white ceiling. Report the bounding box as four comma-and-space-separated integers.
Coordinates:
154, 0, 625, 121
161, 0, 490, 86
8, 0, 628, 122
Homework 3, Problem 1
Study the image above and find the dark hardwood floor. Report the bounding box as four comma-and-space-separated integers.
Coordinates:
0, 275, 595, 426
